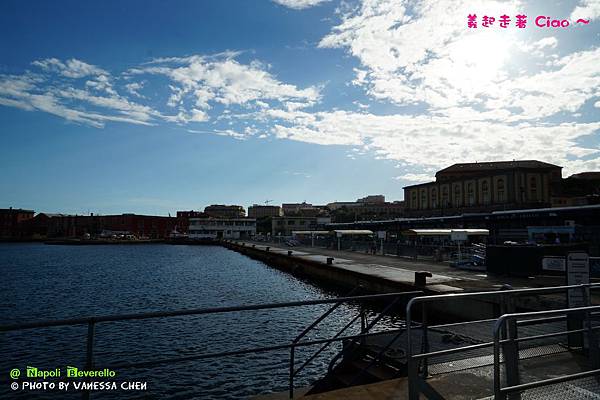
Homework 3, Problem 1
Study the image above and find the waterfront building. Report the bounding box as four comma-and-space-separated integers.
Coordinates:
271, 216, 332, 237
46, 213, 176, 239
0, 207, 34, 239
248, 204, 283, 218
204, 204, 246, 218
403, 160, 562, 217
552, 172, 600, 207
188, 217, 256, 239
327, 196, 405, 222
176, 210, 207, 233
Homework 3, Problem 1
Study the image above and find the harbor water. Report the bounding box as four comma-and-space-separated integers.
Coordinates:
0, 243, 401, 399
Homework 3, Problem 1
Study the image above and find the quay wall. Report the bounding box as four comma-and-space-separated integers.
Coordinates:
222, 241, 500, 321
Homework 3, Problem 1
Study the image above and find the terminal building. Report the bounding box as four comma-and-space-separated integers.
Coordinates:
403, 160, 562, 217
189, 217, 256, 240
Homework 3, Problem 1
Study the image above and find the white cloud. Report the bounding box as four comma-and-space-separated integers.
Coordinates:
260, 107, 600, 175
394, 173, 434, 183
125, 82, 145, 98
32, 58, 108, 79
571, 0, 600, 21
132, 54, 320, 111
272, 0, 330, 10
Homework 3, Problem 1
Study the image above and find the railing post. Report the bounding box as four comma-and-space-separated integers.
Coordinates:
503, 300, 521, 400
82, 319, 95, 400
493, 317, 505, 400
406, 300, 419, 400
421, 303, 429, 378
289, 344, 295, 399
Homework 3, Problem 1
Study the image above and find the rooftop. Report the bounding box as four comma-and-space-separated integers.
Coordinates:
436, 160, 561, 176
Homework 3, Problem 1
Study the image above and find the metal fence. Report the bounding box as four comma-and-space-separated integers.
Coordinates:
406, 283, 600, 400
0, 290, 422, 400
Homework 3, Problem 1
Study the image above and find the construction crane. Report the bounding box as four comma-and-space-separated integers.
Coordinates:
265, 199, 274, 205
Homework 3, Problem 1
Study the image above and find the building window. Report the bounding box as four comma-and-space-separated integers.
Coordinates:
482, 181, 490, 204
421, 190, 427, 209
412, 192, 418, 209
497, 179, 505, 202
431, 188, 438, 209
442, 186, 449, 207
454, 185, 461, 207
530, 177, 538, 200
467, 183, 475, 206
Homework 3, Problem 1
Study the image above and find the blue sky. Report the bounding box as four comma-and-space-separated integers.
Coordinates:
1, 0, 599, 215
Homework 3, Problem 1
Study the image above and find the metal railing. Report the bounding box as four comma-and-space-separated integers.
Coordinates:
1, 290, 421, 400
493, 305, 600, 399
405, 283, 600, 400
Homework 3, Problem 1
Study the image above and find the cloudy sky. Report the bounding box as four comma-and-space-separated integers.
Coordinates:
1, 0, 599, 215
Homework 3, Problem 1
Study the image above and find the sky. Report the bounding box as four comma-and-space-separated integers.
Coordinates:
1, 0, 599, 215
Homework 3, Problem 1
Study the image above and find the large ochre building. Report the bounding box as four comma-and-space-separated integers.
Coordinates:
403, 161, 562, 217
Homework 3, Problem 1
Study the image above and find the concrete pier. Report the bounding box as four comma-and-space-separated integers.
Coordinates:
224, 240, 597, 320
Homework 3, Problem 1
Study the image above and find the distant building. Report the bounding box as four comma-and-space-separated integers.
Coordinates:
327, 196, 404, 222
271, 216, 331, 236
357, 195, 386, 204
176, 210, 207, 233
204, 204, 246, 218
188, 217, 256, 239
47, 214, 176, 239
248, 204, 282, 218
0, 208, 34, 239
403, 160, 562, 217
552, 172, 600, 207
281, 202, 320, 216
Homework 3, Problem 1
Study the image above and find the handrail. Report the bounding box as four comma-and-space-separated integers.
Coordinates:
2, 290, 421, 400
492, 305, 600, 399
406, 283, 600, 400
289, 290, 420, 398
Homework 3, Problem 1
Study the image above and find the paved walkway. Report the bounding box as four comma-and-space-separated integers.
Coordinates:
240, 241, 572, 294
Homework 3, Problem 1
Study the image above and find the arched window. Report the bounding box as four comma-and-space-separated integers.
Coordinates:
454, 185, 461, 207
442, 186, 449, 207
412, 191, 418, 209
421, 190, 427, 209
467, 183, 475, 206
482, 181, 490, 204
497, 179, 505, 202
530, 177, 538, 200
431, 188, 438, 208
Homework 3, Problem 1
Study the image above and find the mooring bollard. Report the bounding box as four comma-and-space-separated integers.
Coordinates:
252, 244, 256, 248
266, 247, 270, 252
326, 257, 334, 265
414, 271, 432, 286
288, 250, 293, 256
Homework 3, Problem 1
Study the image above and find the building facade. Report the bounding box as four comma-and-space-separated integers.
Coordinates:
47, 214, 176, 239
0, 208, 35, 239
271, 216, 332, 236
248, 205, 282, 218
204, 204, 246, 218
176, 210, 207, 233
403, 161, 562, 217
188, 217, 256, 239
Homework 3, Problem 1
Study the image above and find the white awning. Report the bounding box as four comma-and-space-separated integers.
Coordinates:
404, 229, 489, 236
333, 230, 374, 235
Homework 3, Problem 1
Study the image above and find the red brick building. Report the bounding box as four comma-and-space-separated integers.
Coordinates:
47, 213, 176, 239
0, 208, 34, 239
